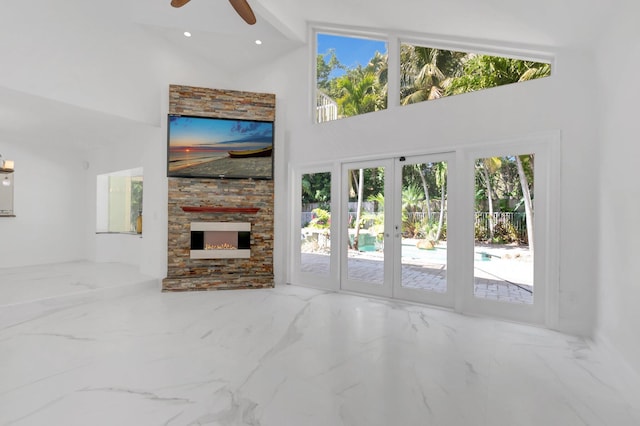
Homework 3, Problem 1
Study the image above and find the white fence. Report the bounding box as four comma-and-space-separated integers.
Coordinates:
316, 92, 338, 123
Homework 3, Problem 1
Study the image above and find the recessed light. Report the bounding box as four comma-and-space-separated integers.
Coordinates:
255, 39, 262, 45
184, 31, 192, 37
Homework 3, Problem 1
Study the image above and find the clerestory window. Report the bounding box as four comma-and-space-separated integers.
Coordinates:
316, 32, 388, 123
314, 28, 552, 123
400, 42, 551, 106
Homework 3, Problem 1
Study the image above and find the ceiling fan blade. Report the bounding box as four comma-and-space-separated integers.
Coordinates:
228, 0, 257, 25
170, 0, 191, 8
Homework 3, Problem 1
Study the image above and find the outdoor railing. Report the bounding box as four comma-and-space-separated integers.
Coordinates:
474, 212, 527, 240
316, 91, 338, 123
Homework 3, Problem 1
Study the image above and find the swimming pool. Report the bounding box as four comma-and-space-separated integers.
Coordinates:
401, 244, 446, 262
401, 244, 491, 262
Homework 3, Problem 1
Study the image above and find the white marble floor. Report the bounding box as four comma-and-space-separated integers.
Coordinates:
1, 262, 640, 425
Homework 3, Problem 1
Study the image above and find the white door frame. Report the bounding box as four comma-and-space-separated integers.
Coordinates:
457, 135, 560, 326
289, 132, 560, 328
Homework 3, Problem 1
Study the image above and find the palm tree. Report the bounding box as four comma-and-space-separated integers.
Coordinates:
447, 54, 550, 96
476, 157, 502, 241
336, 68, 378, 117
350, 169, 365, 250
516, 155, 534, 250
402, 185, 424, 238
400, 45, 465, 105
433, 162, 447, 241
367, 51, 388, 110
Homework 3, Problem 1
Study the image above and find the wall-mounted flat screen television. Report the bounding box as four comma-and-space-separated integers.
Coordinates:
167, 114, 274, 180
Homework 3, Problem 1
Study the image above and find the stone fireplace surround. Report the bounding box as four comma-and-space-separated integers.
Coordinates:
162, 85, 275, 291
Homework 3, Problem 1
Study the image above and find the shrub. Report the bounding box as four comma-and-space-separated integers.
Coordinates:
493, 221, 518, 244
475, 223, 488, 241
439, 222, 447, 241
309, 208, 330, 229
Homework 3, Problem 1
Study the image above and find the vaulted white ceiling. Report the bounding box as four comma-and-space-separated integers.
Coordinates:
0, 0, 618, 149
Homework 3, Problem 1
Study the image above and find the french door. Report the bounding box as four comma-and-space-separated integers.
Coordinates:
392, 153, 456, 307
340, 154, 455, 308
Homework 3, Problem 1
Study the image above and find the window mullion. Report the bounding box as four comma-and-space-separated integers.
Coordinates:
387, 34, 400, 110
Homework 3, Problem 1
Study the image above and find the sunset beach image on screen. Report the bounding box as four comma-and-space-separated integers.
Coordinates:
167, 115, 274, 179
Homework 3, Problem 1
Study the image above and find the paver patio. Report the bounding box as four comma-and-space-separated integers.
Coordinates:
300, 251, 533, 304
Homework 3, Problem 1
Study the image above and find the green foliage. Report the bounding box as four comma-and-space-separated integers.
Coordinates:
302, 172, 331, 208
317, 49, 344, 91
419, 219, 439, 242
401, 185, 424, 238
348, 169, 385, 203
308, 208, 331, 229
475, 222, 489, 241
447, 55, 551, 95
336, 68, 379, 117
358, 193, 385, 233
439, 222, 447, 241
474, 156, 535, 210
400, 44, 466, 105
492, 221, 519, 244
367, 192, 385, 210
367, 51, 389, 110
318, 42, 551, 116
402, 185, 424, 210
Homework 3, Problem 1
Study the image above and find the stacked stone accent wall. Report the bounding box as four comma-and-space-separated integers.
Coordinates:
162, 85, 275, 291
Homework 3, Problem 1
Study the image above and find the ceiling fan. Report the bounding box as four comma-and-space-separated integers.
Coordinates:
170, 0, 257, 25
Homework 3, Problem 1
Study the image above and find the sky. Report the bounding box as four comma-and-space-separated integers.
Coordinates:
168, 116, 272, 149
317, 33, 387, 78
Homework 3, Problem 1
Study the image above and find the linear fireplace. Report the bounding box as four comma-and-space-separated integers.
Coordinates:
190, 222, 251, 259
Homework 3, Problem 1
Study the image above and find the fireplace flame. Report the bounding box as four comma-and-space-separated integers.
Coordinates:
205, 243, 237, 250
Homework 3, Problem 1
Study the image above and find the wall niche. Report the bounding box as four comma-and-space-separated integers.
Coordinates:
162, 85, 275, 291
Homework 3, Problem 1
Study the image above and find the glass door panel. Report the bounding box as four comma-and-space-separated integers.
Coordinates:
473, 154, 534, 304
342, 160, 394, 297
293, 167, 338, 291
300, 172, 332, 276
400, 160, 448, 293
393, 153, 455, 307
346, 167, 385, 284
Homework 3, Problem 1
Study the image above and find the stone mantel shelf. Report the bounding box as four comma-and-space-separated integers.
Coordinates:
181, 206, 260, 214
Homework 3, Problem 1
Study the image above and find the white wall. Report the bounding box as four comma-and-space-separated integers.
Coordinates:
0, 142, 87, 268
236, 40, 600, 336
84, 124, 166, 277
595, 8, 640, 375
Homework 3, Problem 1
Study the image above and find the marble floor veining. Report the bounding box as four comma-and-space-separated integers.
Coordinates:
1, 262, 640, 425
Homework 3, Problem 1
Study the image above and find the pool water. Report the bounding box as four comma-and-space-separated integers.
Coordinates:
402, 245, 446, 262
401, 244, 490, 262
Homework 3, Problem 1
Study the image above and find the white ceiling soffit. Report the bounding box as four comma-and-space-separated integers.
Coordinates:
0, 86, 154, 150
130, 0, 303, 72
